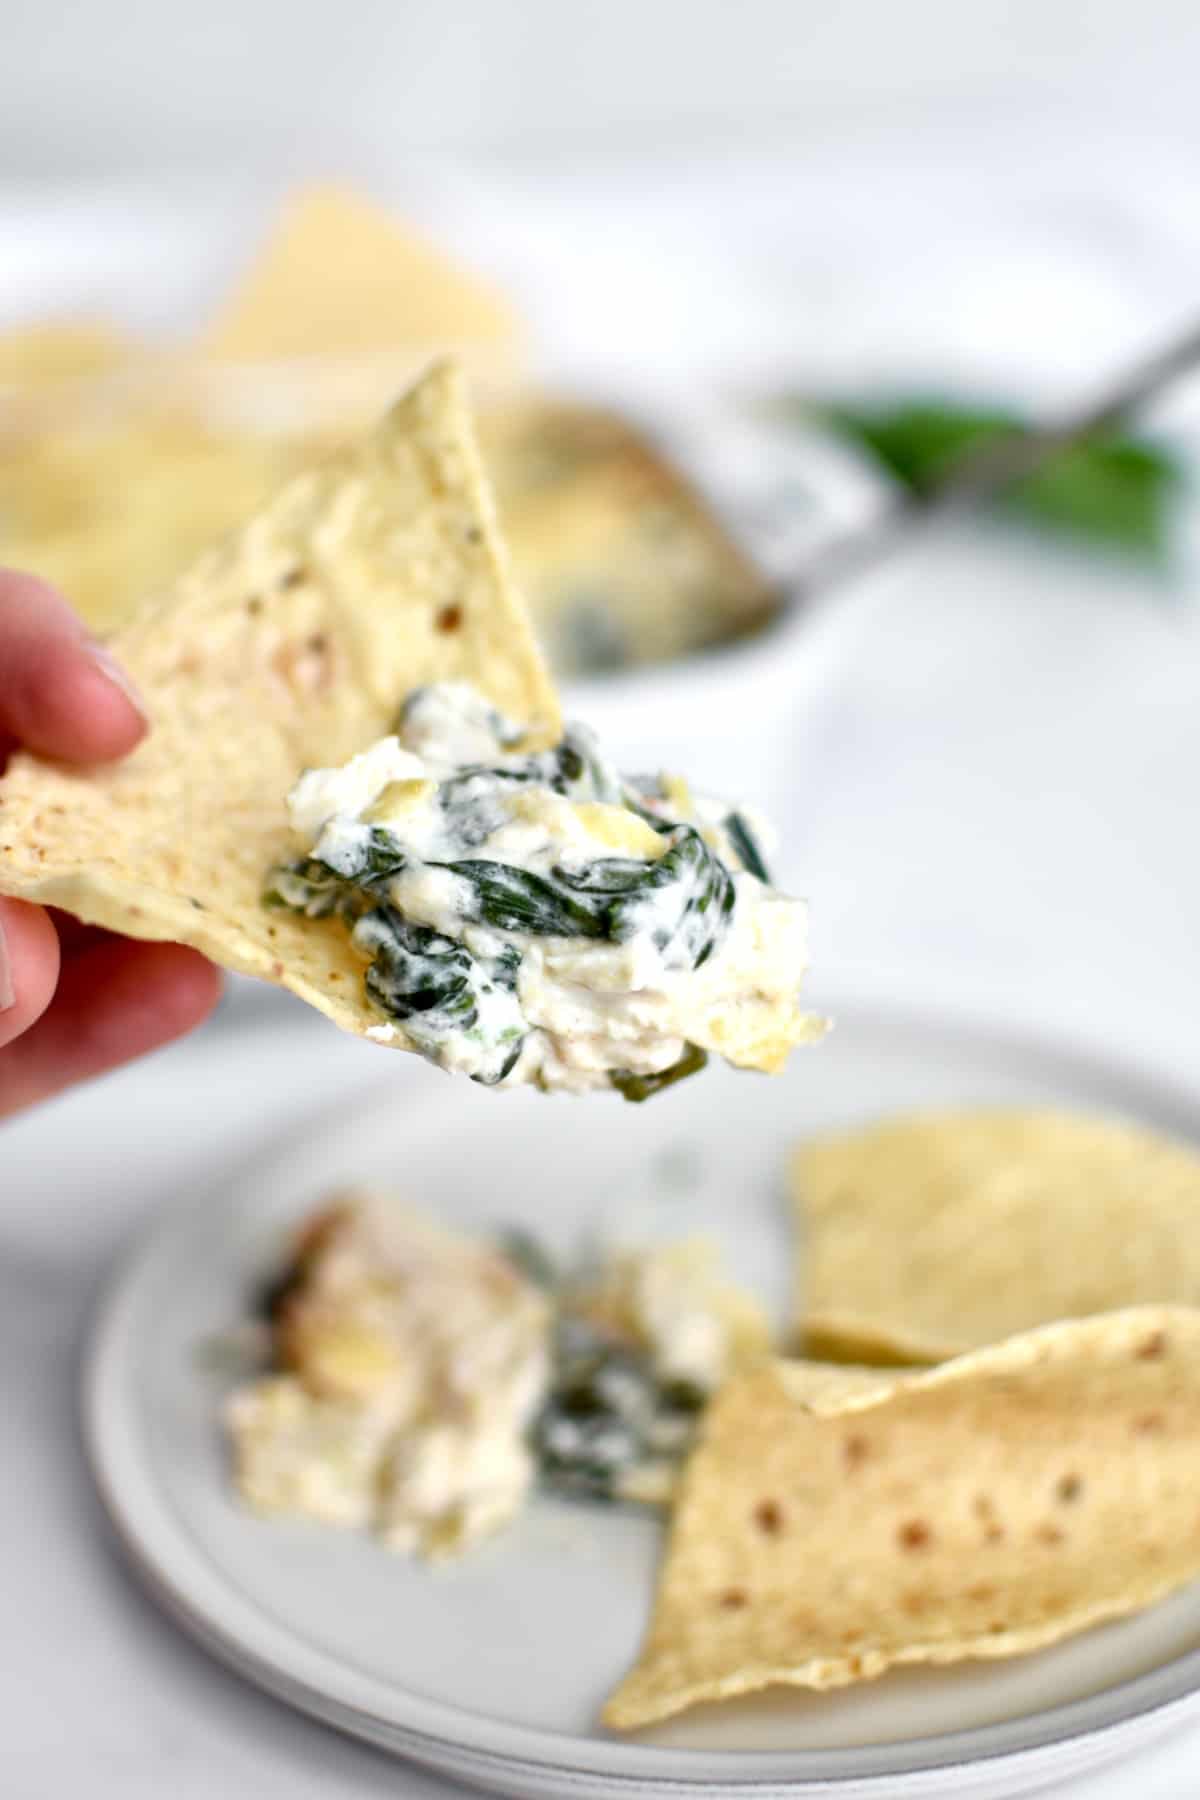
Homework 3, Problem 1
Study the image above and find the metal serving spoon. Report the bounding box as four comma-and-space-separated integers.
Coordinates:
791, 314, 1200, 603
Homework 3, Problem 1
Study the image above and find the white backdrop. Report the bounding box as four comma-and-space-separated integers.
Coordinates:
0, 0, 1197, 175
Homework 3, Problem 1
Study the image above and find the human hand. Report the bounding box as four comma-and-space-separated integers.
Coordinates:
0, 572, 222, 1118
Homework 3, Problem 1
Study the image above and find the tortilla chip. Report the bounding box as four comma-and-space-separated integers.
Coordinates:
0, 415, 332, 635
203, 185, 522, 365
604, 1308, 1200, 1728
0, 359, 559, 1044
793, 1109, 1200, 1364
0, 319, 136, 387
773, 1360, 895, 1411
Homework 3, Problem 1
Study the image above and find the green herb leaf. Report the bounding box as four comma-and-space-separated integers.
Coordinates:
559, 826, 735, 970
317, 826, 408, 888
352, 907, 526, 1086
1008, 437, 1179, 553
610, 1043, 709, 1103
355, 907, 478, 1025
724, 812, 770, 883
440, 822, 735, 972
441, 859, 613, 939
823, 399, 1183, 557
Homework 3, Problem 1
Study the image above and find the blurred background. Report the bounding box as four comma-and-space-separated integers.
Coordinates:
3, 0, 1200, 182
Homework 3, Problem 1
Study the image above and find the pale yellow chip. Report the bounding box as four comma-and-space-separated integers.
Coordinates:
203, 185, 522, 366
0, 318, 137, 387
0, 416, 332, 635
0, 359, 559, 1045
792, 1108, 1200, 1364
604, 1308, 1200, 1728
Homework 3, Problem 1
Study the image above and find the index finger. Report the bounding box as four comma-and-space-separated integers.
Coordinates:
0, 570, 147, 765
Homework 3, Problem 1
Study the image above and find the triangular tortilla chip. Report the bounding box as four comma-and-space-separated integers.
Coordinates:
792, 1109, 1200, 1363
0, 359, 559, 1045
0, 319, 137, 387
605, 1308, 1200, 1728
203, 185, 522, 365
0, 415, 330, 636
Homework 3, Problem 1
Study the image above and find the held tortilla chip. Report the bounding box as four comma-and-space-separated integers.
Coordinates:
0, 359, 559, 1045
203, 185, 522, 366
604, 1308, 1200, 1729
793, 1108, 1200, 1364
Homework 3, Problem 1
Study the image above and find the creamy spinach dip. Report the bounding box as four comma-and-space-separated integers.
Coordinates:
267, 682, 814, 1095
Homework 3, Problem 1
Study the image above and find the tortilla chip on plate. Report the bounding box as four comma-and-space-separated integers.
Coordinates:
793, 1108, 1200, 1364
604, 1307, 1200, 1729
0, 358, 559, 1044
202, 185, 522, 367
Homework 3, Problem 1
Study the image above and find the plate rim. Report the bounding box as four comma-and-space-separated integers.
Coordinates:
81, 995, 1200, 1793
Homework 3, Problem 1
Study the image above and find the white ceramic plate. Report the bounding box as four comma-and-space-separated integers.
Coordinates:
83, 1002, 1200, 1798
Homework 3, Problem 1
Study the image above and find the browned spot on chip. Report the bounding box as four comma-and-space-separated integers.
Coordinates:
1133, 1412, 1166, 1435
435, 603, 463, 634
280, 566, 307, 590
718, 1588, 748, 1611
1035, 1522, 1065, 1546
984, 1523, 1006, 1545
1137, 1331, 1168, 1360
966, 1583, 995, 1605
754, 1499, 785, 1535
1056, 1473, 1083, 1504
897, 1519, 932, 1552
272, 960, 284, 977
245, 596, 263, 616
901, 1589, 929, 1617
843, 1433, 871, 1470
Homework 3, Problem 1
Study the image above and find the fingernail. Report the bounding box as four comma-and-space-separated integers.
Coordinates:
83, 639, 149, 722
0, 912, 13, 1013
